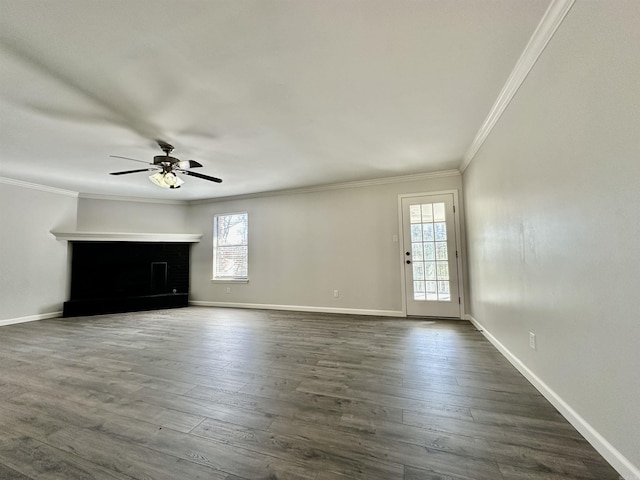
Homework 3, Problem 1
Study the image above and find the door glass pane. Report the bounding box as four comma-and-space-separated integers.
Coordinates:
423, 243, 435, 260
411, 224, 422, 242
433, 203, 446, 222
426, 281, 438, 300
425, 261, 436, 280
435, 242, 448, 260
412, 262, 425, 280
438, 281, 450, 301
410, 205, 422, 224
434, 222, 447, 241
422, 224, 434, 242
421, 204, 434, 223
414, 281, 426, 300
412, 243, 424, 261
436, 262, 449, 280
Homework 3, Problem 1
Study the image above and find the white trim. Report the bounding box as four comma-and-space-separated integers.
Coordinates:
190, 170, 461, 205
210, 279, 249, 284
460, 0, 575, 172
397, 198, 408, 317
78, 192, 188, 205
189, 301, 404, 318
51, 231, 202, 242
0, 177, 78, 197
398, 189, 465, 319
450, 190, 465, 319
465, 314, 639, 480
1, 311, 62, 327
2, 171, 461, 205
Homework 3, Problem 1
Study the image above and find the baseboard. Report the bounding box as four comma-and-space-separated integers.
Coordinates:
189, 301, 404, 318
0, 311, 62, 327
465, 314, 639, 480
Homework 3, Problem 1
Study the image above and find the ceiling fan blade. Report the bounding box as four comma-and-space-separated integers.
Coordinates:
177, 160, 203, 169
27, 103, 119, 125
109, 155, 151, 165
1, 39, 164, 140
178, 169, 223, 183
109, 168, 159, 176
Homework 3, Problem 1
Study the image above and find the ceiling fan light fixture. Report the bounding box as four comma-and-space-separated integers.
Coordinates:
149, 172, 168, 188
164, 172, 184, 188
149, 171, 183, 189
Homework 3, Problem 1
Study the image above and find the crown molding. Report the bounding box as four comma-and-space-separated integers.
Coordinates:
460, 0, 575, 173
0, 176, 79, 197
78, 192, 188, 205
189, 169, 461, 205
51, 231, 202, 242
3, 169, 461, 206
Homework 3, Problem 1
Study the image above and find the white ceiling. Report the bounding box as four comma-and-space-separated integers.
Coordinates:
0, 0, 551, 201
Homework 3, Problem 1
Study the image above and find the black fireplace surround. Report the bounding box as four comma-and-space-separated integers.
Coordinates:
63, 241, 190, 317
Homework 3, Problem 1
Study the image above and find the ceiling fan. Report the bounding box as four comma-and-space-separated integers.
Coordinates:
109, 140, 222, 189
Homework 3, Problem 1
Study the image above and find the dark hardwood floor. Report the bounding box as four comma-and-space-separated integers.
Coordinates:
0, 307, 621, 479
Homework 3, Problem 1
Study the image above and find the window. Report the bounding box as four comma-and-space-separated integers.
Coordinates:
213, 212, 248, 280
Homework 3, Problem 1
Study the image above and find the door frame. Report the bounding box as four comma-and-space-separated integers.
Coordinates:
398, 189, 465, 319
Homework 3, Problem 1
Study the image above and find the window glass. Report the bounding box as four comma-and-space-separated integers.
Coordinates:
214, 212, 248, 278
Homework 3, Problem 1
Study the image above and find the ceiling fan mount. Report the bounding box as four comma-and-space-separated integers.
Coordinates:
109, 140, 222, 189
157, 140, 174, 155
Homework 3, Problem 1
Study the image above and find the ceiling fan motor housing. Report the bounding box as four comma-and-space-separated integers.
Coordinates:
153, 155, 179, 165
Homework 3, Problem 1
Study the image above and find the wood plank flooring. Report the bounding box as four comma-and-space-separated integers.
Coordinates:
0, 307, 621, 480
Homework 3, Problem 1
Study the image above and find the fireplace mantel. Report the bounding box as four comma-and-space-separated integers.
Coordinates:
51, 231, 202, 243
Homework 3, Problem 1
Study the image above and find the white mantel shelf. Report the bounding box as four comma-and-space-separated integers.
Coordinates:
51, 231, 203, 243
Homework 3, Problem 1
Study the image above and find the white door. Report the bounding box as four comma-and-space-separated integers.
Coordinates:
401, 193, 460, 318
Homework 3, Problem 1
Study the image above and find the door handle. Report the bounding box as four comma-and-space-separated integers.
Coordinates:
406, 260, 411, 264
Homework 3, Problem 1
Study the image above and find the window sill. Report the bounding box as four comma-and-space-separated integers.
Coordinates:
210, 278, 249, 284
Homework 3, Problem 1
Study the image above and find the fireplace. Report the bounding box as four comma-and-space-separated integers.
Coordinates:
63, 241, 191, 317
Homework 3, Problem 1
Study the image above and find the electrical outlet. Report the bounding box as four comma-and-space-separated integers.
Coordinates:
529, 332, 536, 350
333, 289, 339, 298
226, 287, 231, 294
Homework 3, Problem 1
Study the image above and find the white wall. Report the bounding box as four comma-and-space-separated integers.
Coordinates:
463, 1, 640, 474
1, 177, 465, 320
0, 191, 195, 324
0, 181, 78, 323
188, 174, 464, 315
77, 196, 191, 233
